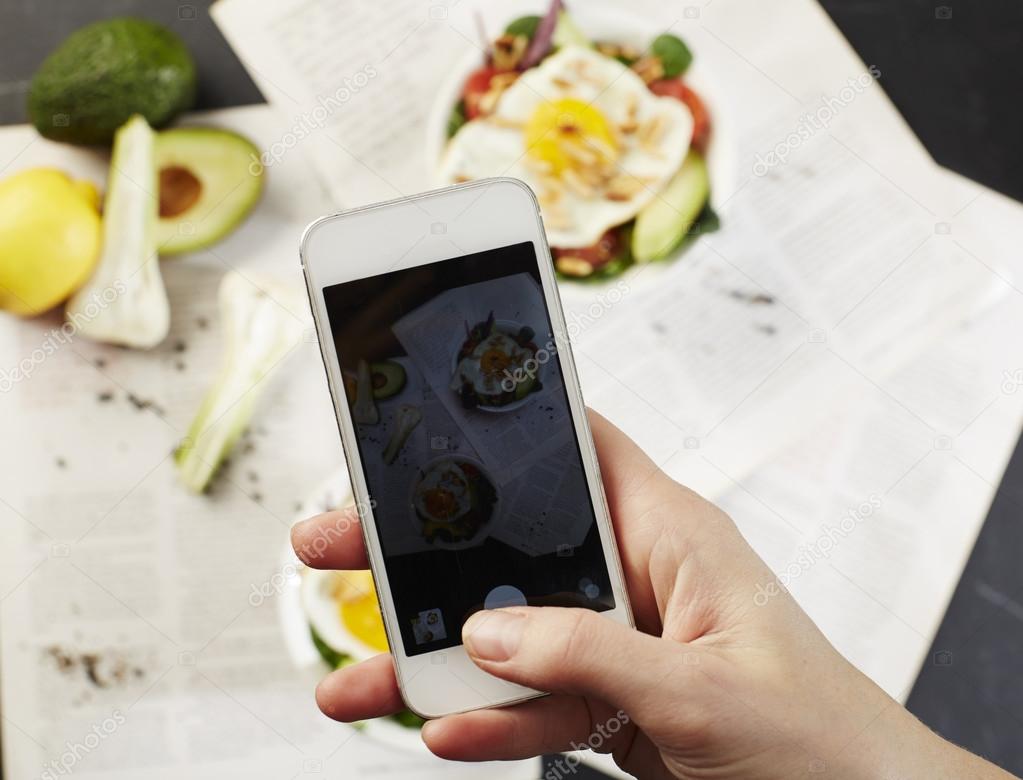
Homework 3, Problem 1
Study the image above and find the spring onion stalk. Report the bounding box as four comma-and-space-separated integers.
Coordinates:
352, 359, 379, 425
382, 405, 421, 463
66, 114, 170, 348
175, 271, 304, 492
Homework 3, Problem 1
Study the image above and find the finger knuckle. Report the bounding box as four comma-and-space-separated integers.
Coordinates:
548, 609, 600, 674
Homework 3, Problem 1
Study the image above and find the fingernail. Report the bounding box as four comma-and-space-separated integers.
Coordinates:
462, 610, 524, 661
291, 516, 314, 537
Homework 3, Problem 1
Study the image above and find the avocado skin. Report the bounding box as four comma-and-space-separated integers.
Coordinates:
28, 18, 197, 146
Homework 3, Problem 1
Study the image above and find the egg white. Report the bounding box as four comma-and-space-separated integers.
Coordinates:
301, 569, 375, 661
440, 45, 693, 247
452, 331, 532, 397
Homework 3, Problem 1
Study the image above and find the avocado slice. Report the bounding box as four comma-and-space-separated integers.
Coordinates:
632, 150, 710, 263
28, 18, 196, 146
370, 361, 406, 399
155, 127, 264, 255
514, 371, 537, 400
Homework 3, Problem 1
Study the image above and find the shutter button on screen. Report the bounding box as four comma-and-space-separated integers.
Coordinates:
484, 585, 527, 609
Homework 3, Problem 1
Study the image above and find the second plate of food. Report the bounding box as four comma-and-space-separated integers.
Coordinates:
450, 315, 546, 413
409, 455, 500, 550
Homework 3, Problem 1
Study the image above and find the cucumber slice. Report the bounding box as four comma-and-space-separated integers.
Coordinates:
632, 150, 710, 263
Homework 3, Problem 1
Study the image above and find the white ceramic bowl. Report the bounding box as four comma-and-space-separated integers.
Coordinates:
278, 473, 428, 754
424, 3, 739, 257
409, 454, 499, 551
450, 318, 546, 413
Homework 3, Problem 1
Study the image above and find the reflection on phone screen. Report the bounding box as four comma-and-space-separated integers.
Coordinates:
323, 241, 614, 656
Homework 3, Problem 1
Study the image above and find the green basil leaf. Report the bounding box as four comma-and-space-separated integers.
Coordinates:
651, 33, 693, 77
505, 15, 542, 39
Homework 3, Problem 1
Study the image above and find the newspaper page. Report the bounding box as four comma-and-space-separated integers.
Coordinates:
2, 0, 1020, 776
391, 275, 569, 477
580, 252, 1023, 779
209, 0, 937, 204
0, 108, 538, 780
384, 273, 594, 556
210, 0, 1002, 498
211, 0, 471, 206
725, 288, 1023, 701
575, 171, 1023, 780
205, 0, 1023, 771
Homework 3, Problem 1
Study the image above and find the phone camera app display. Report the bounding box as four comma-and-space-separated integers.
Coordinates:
324, 242, 615, 656
411, 609, 447, 645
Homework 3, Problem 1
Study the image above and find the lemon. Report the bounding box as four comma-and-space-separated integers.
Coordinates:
0, 168, 102, 316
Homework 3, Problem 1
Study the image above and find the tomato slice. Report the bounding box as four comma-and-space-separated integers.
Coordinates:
648, 79, 711, 154
552, 228, 622, 277
462, 66, 506, 120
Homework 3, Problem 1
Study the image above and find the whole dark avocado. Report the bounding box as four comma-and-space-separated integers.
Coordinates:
28, 18, 197, 145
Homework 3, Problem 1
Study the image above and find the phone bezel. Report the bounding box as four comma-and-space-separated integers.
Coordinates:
299, 177, 634, 718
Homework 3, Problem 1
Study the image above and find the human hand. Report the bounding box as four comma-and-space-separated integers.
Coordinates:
292, 411, 1013, 779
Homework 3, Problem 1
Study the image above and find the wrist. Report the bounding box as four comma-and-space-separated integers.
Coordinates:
836, 696, 938, 779
828, 676, 1012, 780
795, 663, 938, 779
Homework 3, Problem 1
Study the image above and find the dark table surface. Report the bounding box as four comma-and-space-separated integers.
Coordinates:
1, 1, 1021, 777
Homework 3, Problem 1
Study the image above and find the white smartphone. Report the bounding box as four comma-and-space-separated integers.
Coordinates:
300, 178, 633, 718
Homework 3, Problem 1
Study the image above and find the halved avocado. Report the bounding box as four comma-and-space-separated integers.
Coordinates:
370, 361, 406, 399
155, 127, 263, 255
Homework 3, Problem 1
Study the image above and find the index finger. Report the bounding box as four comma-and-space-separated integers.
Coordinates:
291, 506, 369, 570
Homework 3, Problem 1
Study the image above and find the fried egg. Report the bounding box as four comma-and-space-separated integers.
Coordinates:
414, 461, 472, 524
302, 568, 389, 657
440, 45, 693, 248
450, 330, 532, 397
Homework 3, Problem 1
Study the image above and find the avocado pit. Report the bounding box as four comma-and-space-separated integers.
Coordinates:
153, 126, 264, 254
158, 165, 201, 218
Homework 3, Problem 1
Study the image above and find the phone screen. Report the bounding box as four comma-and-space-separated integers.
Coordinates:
323, 241, 614, 656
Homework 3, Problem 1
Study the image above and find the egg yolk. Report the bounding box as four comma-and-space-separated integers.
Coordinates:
524, 98, 619, 175
422, 487, 458, 519
480, 346, 512, 376
335, 571, 389, 653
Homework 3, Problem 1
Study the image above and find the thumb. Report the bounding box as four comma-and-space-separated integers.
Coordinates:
462, 606, 695, 720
